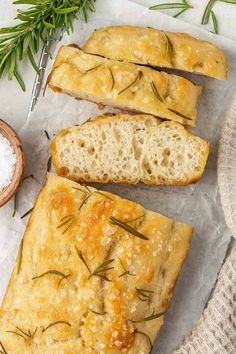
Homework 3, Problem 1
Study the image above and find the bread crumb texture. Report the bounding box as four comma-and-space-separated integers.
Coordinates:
51, 114, 209, 185
0, 173, 193, 353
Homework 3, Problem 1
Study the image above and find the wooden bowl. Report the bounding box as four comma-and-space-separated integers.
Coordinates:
0, 119, 25, 207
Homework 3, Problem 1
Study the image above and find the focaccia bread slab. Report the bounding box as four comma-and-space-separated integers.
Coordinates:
0, 173, 193, 354
83, 25, 228, 80
51, 113, 209, 185
48, 45, 202, 127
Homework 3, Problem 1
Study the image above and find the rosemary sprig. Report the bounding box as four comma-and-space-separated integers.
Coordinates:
168, 108, 192, 121
130, 310, 166, 323
136, 288, 154, 302
32, 270, 70, 282
150, 0, 193, 18
72, 186, 113, 201
16, 239, 24, 274
135, 331, 153, 353
110, 216, 149, 240
0, 0, 96, 90
7, 326, 37, 341
88, 308, 107, 315
20, 206, 33, 219
42, 321, 71, 333
211, 10, 218, 34
108, 67, 115, 90
118, 70, 143, 95
88, 259, 114, 282
76, 249, 114, 282
151, 81, 164, 103
118, 257, 135, 278
44, 130, 50, 140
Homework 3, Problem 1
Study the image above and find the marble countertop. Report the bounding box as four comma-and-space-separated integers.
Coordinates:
0, 0, 235, 131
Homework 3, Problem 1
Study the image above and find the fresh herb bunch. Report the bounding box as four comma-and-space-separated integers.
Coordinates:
0, 0, 96, 91
149, 0, 193, 18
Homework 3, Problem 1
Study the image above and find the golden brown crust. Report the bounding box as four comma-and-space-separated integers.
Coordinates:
48, 46, 202, 127
0, 173, 193, 353
83, 25, 228, 80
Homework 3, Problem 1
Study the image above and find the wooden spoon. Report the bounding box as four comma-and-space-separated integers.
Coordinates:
0, 119, 25, 207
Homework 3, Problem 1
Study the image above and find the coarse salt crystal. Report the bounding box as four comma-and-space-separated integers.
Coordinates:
0, 133, 16, 192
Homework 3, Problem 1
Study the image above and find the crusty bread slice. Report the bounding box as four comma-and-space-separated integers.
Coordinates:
51, 113, 209, 185
48, 45, 202, 127
83, 25, 228, 80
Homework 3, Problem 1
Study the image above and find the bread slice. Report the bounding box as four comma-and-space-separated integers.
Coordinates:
51, 113, 209, 185
48, 45, 202, 127
0, 173, 193, 353
83, 25, 228, 80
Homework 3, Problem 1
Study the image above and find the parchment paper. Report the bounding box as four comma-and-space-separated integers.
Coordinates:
1, 1, 236, 353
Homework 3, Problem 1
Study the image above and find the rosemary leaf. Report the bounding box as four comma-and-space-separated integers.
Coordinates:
12, 194, 17, 217
201, 0, 216, 25
110, 216, 149, 240
6, 331, 26, 341
211, 10, 218, 34
88, 308, 107, 315
108, 67, 115, 90
44, 130, 50, 140
32, 270, 70, 281
118, 70, 143, 95
16, 239, 24, 274
20, 207, 33, 219
75, 247, 91, 273
84, 63, 102, 74
61, 220, 74, 234
136, 331, 153, 352
57, 216, 73, 229
162, 32, 174, 64
173, 6, 189, 17
125, 214, 145, 224
219, 0, 236, 3
168, 108, 192, 121
0, 340, 7, 354
151, 81, 164, 103
150, 3, 188, 10
131, 310, 166, 323
47, 156, 52, 172
43, 321, 71, 333
136, 288, 154, 302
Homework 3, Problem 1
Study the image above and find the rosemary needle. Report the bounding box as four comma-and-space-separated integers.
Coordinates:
168, 108, 192, 121
88, 308, 107, 315
136, 331, 153, 352
202, 0, 216, 25
110, 216, 149, 240
0, 340, 7, 354
118, 71, 143, 95
43, 321, 71, 333
211, 10, 218, 34
20, 207, 33, 219
32, 270, 70, 281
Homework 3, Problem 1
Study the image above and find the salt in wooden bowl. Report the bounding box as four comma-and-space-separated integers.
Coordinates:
0, 119, 25, 207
